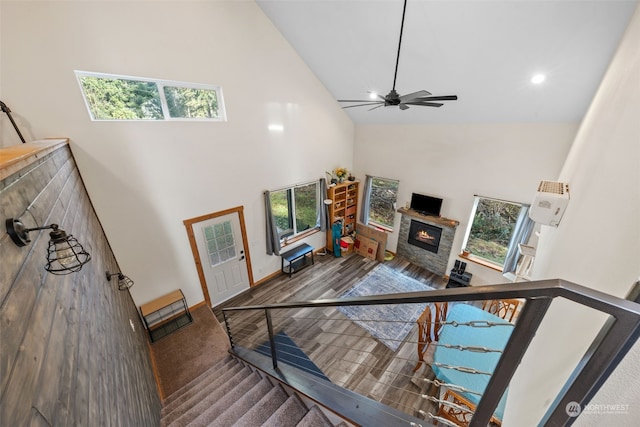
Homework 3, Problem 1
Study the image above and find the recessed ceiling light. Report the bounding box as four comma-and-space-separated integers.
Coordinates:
268, 124, 284, 132
531, 74, 546, 84
369, 92, 378, 99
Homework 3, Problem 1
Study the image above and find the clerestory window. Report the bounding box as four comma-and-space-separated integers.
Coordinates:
75, 71, 226, 121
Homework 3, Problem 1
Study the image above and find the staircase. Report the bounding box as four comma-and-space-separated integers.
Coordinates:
160, 355, 348, 427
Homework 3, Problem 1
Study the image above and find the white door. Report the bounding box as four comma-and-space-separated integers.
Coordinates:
193, 212, 250, 306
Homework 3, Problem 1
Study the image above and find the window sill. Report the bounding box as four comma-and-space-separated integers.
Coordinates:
458, 253, 503, 273
281, 227, 320, 248
367, 221, 392, 233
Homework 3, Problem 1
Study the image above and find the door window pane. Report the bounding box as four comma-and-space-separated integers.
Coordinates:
203, 221, 236, 267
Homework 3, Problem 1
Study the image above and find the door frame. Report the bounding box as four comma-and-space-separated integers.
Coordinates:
183, 206, 254, 308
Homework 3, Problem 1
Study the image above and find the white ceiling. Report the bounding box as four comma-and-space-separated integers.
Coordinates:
256, 0, 637, 124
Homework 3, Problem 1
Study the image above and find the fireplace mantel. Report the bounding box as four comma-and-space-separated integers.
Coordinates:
396, 208, 459, 276
397, 208, 459, 229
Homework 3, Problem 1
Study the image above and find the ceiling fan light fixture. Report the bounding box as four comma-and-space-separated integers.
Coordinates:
337, 0, 457, 112
531, 73, 546, 84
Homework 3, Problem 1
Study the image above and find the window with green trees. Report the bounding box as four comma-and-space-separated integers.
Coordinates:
365, 176, 399, 230
269, 181, 319, 241
462, 197, 524, 266
75, 71, 225, 121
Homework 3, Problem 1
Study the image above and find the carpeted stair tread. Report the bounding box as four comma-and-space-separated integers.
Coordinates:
231, 383, 290, 427
162, 365, 250, 425
202, 377, 275, 426
162, 360, 244, 417
162, 355, 233, 406
261, 394, 308, 427
167, 371, 262, 427
296, 405, 334, 427
164, 367, 256, 427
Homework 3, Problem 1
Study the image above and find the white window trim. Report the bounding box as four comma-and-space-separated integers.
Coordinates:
74, 70, 227, 122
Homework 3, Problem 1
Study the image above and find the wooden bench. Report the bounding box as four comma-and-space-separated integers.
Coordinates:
281, 243, 314, 278
140, 289, 192, 342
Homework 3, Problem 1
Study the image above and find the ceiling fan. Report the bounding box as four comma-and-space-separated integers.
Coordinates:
338, 0, 457, 111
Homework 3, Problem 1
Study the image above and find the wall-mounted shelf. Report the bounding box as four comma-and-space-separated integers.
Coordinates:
140, 289, 192, 342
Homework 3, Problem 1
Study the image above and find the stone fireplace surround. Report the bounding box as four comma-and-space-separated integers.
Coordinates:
396, 208, 459, 277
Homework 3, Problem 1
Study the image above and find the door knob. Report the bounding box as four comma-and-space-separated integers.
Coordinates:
239, 255, 245, 261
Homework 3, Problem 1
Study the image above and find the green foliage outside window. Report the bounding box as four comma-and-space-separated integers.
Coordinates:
466, 198, 520, 265
79, 76, 163, 120
270, 182, 319, 240
163, 86, 219, 119
76, 71, 224, 121
367, 177, 399, 229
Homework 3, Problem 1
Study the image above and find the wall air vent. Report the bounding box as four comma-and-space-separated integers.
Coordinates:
529, 181, 570, 227
537, 181, 569, 195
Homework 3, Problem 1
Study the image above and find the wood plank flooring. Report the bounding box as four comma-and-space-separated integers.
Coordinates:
214, 253, 447, 423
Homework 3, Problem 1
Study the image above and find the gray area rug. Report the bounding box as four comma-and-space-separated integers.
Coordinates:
338, 264, 434, 351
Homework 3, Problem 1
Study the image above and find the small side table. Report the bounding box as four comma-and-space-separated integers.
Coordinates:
281, 243, 314, 278
140, 289, 193, 342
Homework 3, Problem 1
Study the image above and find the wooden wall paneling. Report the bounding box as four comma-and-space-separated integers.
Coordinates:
1, 156, 81, 426
0, 238, 63, 426
0, 230, 50, 397
0, 142, 161, 426
0, 151, 76, 301
30, 272, 76, 425
52, 262, 83, 426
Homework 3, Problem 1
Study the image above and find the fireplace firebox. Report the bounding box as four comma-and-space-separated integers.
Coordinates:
408, 220, 442, 253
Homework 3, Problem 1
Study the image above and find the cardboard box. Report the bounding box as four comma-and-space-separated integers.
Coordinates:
355, 223, 387, 262
354, 235, 379, 260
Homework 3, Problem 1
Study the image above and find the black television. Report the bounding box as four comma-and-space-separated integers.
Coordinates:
410, 193, 443, 217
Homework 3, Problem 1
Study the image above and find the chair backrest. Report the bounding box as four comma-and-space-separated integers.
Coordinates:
414, 302, 449, 371
417, 301, 449, 344
481, 299, 522, 323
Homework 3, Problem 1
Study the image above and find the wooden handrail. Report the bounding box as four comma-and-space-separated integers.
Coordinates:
0, 139, 69, 181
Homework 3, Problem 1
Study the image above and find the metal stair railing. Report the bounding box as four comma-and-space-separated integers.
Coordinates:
222, 278, 640, 427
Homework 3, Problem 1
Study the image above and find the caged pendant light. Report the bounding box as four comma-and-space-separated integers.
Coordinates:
6, 218, 91, 275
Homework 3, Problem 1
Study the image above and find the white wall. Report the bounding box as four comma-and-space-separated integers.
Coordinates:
505, 4, 640, 425
0, 1, 354, 307
354, 123, 576, 284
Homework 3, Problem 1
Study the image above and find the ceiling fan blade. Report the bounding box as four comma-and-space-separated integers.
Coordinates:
399, 90, 432, 102
415, 95, 458, 101
338, 99, 379, 103
368, 104, 385, 111
341, 102, 384, 109
399, 104, 410, 111
403, 102, 444, 107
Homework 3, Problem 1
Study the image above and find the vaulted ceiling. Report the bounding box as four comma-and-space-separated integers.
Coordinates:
257, 0, 637, 124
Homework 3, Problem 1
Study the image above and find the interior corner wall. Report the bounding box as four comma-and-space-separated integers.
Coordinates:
504, 4, 640, 425
0, 1, 354, 308
353, 122, 577, 285
0, 144, 160, 426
